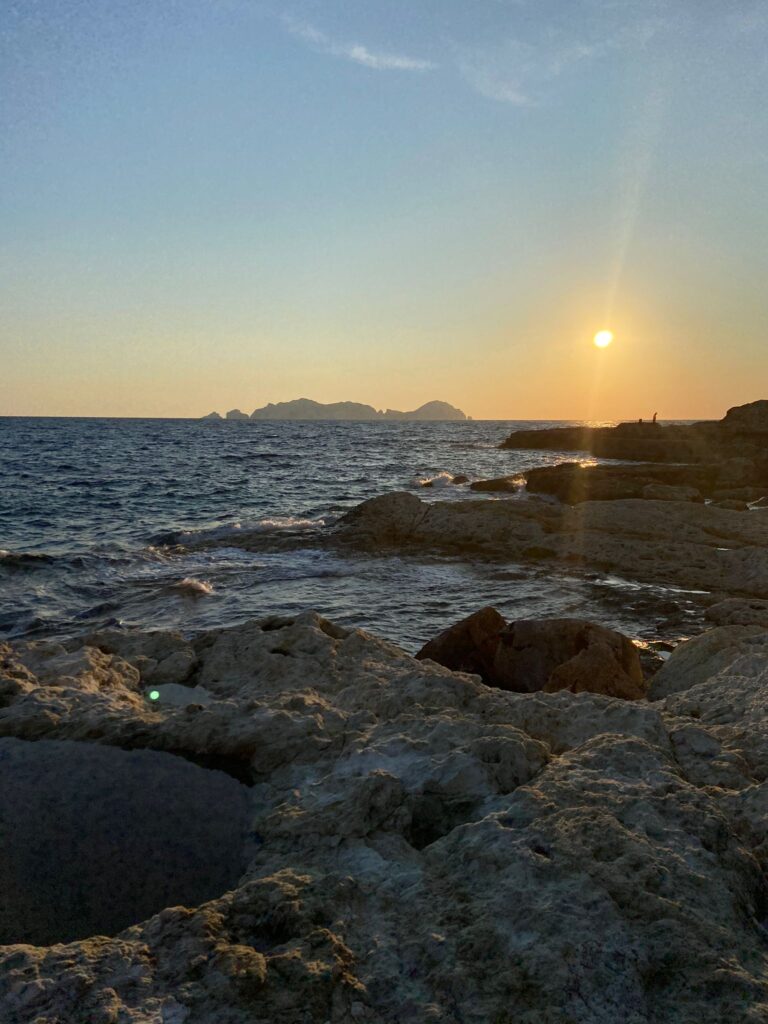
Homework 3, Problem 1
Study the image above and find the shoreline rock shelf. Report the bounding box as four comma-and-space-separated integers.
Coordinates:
3, 611, 768, 1020
334, 491, 768, 598
500, 399, 768, 469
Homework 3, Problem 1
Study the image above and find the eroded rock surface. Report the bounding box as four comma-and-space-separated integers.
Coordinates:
2, 612, 768, 1022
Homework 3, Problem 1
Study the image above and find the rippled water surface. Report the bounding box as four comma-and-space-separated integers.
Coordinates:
0, 417, 698, 650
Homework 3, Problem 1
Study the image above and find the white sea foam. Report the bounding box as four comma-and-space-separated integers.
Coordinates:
255, 516, 328, 530
413, 471, 456, 488
171, 577, 215, 596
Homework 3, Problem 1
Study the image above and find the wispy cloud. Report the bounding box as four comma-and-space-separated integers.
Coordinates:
459, 39, 598, 107
283, 16, 436, 72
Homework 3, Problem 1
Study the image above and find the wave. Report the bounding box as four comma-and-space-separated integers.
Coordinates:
0, 549, 56, 570
151, 515, 332, 547
413, 472, 459, 488
255, 515, 331, 530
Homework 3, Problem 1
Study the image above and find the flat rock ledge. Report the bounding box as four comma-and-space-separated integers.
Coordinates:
334, 491, 768, 598
3, 611, 768, 1022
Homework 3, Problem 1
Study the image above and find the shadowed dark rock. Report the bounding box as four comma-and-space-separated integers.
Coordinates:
416, 607, 506, 677
419, 611, 646, 700
0, 738, 250, 945
525, 463, 716, 503
501, 401, 768, 470
493, 618, 646, 699
469, 476, 521, 493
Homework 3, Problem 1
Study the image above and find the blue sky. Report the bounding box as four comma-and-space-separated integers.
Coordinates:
2, 0, 767, 417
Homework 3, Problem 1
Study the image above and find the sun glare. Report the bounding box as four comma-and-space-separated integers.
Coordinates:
593, 330, 614, 349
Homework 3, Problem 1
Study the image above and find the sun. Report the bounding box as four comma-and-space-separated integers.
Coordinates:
593, 330, 614, 349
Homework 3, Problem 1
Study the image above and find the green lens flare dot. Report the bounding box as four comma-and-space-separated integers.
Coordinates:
148, 690, 160, 701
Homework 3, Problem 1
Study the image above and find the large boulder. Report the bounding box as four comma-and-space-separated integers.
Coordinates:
706, 598, 768, 628
416, 607, 506, 676
493, 618, 646, 699
648, 625, 768, 700
419, 613, 646, 700
721, 400, 768, 435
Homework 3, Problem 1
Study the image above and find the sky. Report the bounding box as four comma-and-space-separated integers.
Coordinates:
2, 0, 767, 419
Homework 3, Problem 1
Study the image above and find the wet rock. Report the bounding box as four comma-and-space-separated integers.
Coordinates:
419, 612, 646, 700
451, 474, 469, 484
469, 475, 520, 492
714, 499, 749, 510
641, 483, 703, 502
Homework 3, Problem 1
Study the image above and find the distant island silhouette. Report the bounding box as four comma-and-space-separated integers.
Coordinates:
202, 399, 468, 422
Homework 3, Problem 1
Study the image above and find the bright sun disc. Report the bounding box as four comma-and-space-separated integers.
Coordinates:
594, 330, 614, 349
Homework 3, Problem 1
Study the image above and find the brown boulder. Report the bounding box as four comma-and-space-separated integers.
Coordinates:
416, 607, 505, 677
544, 643, 646, 699
493, 618, 646, 700
419, 612, 646, 701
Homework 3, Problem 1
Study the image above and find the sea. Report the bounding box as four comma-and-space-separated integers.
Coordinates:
0, 417, 701, 652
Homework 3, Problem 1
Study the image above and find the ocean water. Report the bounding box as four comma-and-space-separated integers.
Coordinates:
0, 417, 700, 651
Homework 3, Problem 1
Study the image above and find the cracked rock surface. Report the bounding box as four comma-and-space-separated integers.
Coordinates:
2, 611, 768, 1022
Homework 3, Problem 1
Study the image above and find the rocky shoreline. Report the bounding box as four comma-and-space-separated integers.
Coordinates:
3, 610, 768, 1021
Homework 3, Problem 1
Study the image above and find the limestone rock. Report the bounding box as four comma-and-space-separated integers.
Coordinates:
706, 598, 768, 627
3, 612, 768, 1022
78, 628, 197, 685
649, 625, 768, 700
641, 483, 703, 502
333, 492, 768, 598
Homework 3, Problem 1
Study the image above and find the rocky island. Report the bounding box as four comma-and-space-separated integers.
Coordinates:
203, 399, 467, 421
